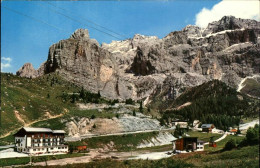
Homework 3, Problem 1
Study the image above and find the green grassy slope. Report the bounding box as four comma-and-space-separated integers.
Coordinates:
1, 73, 79, 136
0, 73, 116, 139
67, 131, 160, 152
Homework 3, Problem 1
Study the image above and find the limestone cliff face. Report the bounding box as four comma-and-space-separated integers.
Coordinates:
17, 16, 260, 100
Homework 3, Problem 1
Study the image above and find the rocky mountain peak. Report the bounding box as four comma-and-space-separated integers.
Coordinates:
16, 63, 39, 78
182, 25, 202, 38
17, 16, 260, 100
131, 34, 160, 49
70, 29, 90, 40
203, 16, 260, 36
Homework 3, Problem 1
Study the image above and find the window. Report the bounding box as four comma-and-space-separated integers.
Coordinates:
33, 149, 36, 151
38, 149, 40, 151
58, 147, 60, 149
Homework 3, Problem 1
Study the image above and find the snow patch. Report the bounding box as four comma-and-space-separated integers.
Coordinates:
189, 28, 245, 40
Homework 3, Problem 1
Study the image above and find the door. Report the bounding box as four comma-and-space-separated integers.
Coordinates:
193, 142, 196, 150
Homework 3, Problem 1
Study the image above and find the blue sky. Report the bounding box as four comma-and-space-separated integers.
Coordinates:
1, 0, 222, 73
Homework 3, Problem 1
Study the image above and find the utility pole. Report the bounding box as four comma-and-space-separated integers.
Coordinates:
131, 146, 132, 157
0, 106, 1, 128
30, 154, 32, 166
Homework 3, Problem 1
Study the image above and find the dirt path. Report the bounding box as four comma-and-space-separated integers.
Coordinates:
0, 109, 68, 139
32, 150, 140, 166
29, 148, 172, 166
14, 110, 25, 124
33, 150, 99, 166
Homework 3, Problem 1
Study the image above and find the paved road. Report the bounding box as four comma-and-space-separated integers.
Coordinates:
203, 132, 228, 145
214, 132, 228, 142
0, 145, 14, 149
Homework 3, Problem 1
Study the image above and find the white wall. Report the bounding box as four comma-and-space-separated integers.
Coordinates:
197, 143, 204, 151
27, 137, 31, 147
28, 146, 68, 154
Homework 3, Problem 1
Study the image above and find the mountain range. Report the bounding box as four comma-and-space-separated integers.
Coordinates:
17, 16, 260, 102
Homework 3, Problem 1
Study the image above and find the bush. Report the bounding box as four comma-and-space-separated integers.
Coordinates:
125, 98, 134, 105
91, 114, 96, 119
224, 139, 236, 150
239, 124, 259, 147
174, 124, 185, 138
246, 125, 259, 145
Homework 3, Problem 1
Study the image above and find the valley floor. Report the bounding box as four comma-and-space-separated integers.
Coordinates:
3, 145, 258, 168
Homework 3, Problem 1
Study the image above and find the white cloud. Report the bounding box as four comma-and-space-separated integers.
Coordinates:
2, 57, 12, 62
1, 57, 12, 71
195, 0, 260, 28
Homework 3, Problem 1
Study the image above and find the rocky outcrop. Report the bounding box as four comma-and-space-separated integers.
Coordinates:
65, 113, 164, 140
202, 16, 260, 36
137, 132, 175, 148
17, 16, 260, 100
16, 63, 45, 78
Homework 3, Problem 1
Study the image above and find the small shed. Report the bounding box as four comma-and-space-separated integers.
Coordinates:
209, 136, 217, 147
173, 137, 198, 152
77, 145, 87, 151
201, 124, 215, 132
230, 129, 237, 133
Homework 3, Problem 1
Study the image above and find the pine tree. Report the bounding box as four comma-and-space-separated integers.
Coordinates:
139, 101, 143, 113
133, 110, 136, 116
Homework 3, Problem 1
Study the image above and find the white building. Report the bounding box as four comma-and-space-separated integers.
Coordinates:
14, 127, 68, 154
172, 120, 188, 128
197, 140, 204, 151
